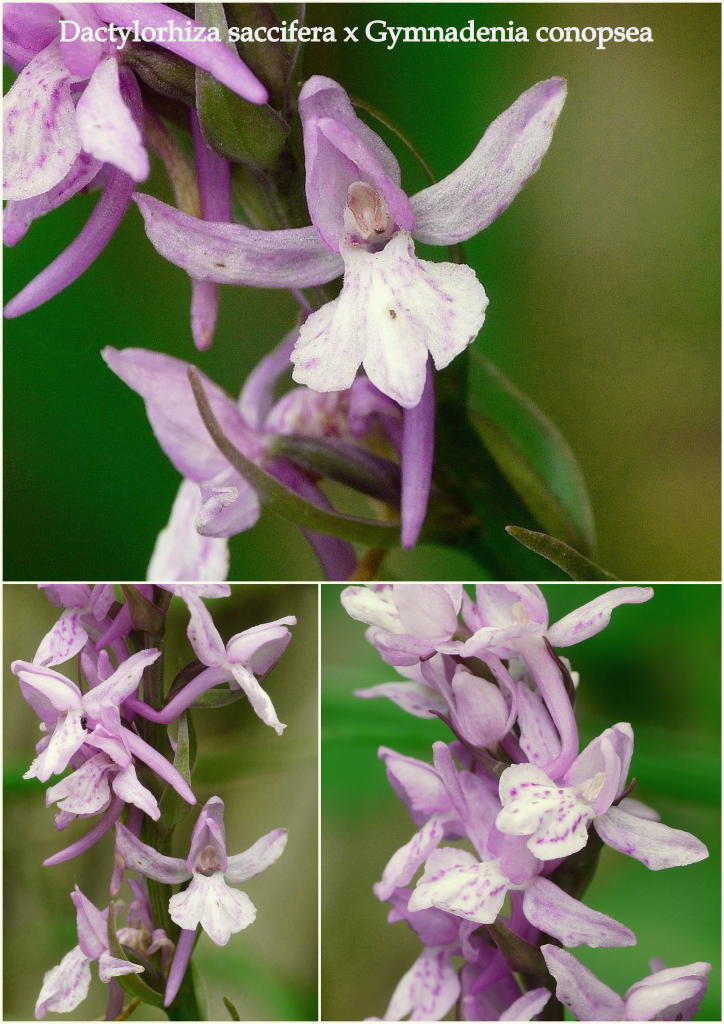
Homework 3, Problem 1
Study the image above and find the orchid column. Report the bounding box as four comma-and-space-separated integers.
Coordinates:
5, 583, 317, 1021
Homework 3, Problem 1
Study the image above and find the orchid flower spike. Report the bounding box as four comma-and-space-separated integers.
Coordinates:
135, 75, 565, 409
34, 887, 144, 1020
115, 796, 287, 1003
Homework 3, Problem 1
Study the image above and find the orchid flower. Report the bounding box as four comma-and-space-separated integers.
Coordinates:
128, 593, 294, 735
3, 2, 266, 317
541, 945, 711, 1021
12, 648, 162, 782
103, 341, 398, 581
134, 75, 565, 409
115, 796, 287, 1004
496, 722, 708, 869
35, 887, 144, 1019
46, 707, 161, 827
341, 584, 464, 665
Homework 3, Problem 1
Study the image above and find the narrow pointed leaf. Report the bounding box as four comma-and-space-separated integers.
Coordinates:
485, 918, 548, 975
506, 526, 617, 581
158, 713, 195, 831
223, 995, 241, 1020
469, 352, 595, 553
189, 370, 400, 546
107, 904, 164, 1007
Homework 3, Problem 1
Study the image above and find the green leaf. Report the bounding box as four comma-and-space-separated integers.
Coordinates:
158, 712, 195, 832
506, 526, 617, 580
223, 996, 241, 1020
468, 352, 595, 554
485, 918, 548, 975
189, 369, 400, 547
192, 685, 244, 709
107, 904, 165, 1008
195, 3, 289, 171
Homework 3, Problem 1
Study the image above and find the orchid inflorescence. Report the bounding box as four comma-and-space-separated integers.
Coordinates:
341, 583, 711, 1021
12, 584, 293, 1019
4, 3, 582, 582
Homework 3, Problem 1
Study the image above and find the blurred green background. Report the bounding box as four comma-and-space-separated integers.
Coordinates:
3, 3, 720, 580
321, 583, 721, 1020
4, 584, 318, 1021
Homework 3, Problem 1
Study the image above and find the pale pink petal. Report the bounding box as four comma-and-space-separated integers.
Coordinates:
547, 586, 654, 647
225, 828, 288, 883
35, 945, 91, 1019
355, 681, 446, 719
75, 56, 149, 180
185, 593, 226, 667
594, 805, 708, 870
500, 987, 552, 1021
3, 152, 102, 246
135, 194, 343, 287
46, 752, 111, 815
33, 609, 88, 667
97, 950, 145, 982
541, 945, 625, 1021
292, 233, 487, 408
409, 848, 510, 924
197, 476, 260, 538
376, 817, 447, 901
523, 877, 636, 947
450, 669, 509, 748
379, 747, 451, 822
13, 660, 82, 718
624, 962, 711, 1020
81, 648, 161, 717
113, 764, 161, 820
340, 586, 400, 632
147, 480, 230, 582
384, 947, 460, 1021
72, 886, 109, 960
392, 584, 463, 642
411, 79, 567, 245
169, 872, 256, 945
4, 41, 80, 201
115, 822, 189, 884
225, 617, 296, 673
496, 763, 593, 860
229, 664, 285, 735
28, 710, 86, 782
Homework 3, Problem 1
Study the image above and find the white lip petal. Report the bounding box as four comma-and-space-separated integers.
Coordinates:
169, 872, 257, 946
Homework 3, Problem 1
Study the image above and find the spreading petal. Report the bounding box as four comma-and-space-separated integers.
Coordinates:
46, 752, 112, 816
93, 3, 267, 103
3, 41, 80, 201
28, 709, 86, 781
377, 817, 447, 901
291, 232, 487, 408
102, 346, 258, 481
624, 962, 711, 1020
355, 681, 447, 719
523, 876, 636, 948
229, 664, 286, 735
185, 593, 226, 667
225, 828, 288, 882
408, 847, 510, 924
82, 648, 161, 718
148, 480, 230, 582
496, 763, 594, 860
547, 586, 654, 647
384, 947, 460, 1021
593, 805, 708, 870
115, 822, 190, 884
75, 56, 149, 179
135, 195, 343, 287
3, 152, 102, 247
113, 764, 161, 820
541, 945, 625, 1021
97, 950, 145, 982
226, 618, 296, 674
411, 78, 567, 245
35, 945, 91, 1019
499, 987, 552, 1021
169, 872, 256, 945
